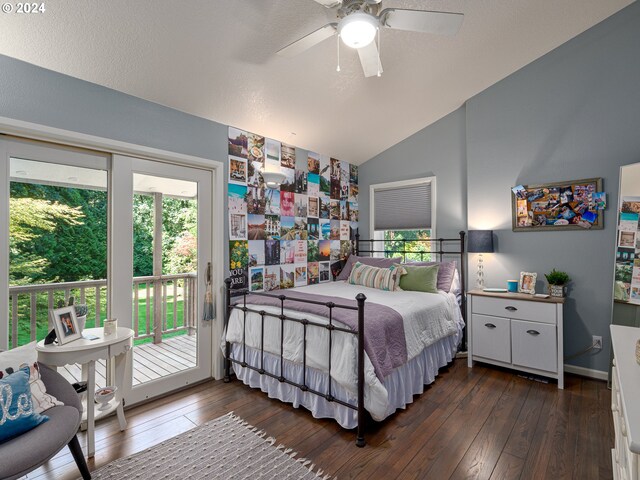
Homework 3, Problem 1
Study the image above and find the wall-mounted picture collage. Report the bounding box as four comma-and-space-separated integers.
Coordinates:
511, 178, 605, 231
614, 196, 640, 303
228, 127, 359, 291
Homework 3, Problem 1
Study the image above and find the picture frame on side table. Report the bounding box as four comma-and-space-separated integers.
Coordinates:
50, 306, 81, 344
519, 272, 538, 294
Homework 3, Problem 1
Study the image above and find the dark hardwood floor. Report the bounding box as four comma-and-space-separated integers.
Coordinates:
30, 359, 613, 479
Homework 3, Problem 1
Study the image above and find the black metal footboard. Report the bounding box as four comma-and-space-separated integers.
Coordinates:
223, 278, 368, 447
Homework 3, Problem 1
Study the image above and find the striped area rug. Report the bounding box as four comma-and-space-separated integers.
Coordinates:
89, 412, 333, 479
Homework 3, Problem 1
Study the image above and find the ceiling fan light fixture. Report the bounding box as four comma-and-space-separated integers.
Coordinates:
338, 12, 378, 49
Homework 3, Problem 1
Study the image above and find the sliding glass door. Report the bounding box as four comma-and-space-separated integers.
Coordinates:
1, 138, 214, 405
112, 156, 212, 404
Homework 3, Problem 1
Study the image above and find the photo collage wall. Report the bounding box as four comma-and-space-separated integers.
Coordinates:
614, 196, 640, 303
511, 178, 605, 231
228, 127, 359, 291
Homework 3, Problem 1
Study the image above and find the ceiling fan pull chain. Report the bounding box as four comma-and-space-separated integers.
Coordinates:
377, 27, 381, 77
336, 34, 341, 72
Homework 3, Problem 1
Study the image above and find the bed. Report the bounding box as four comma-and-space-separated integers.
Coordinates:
223, 233, 467, 447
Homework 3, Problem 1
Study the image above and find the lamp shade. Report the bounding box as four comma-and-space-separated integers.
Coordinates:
467, 230, 494, 253
262, 171, 286, 188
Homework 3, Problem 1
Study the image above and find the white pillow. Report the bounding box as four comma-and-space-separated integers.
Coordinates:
0, 341, 37, 370
0, 342, 64, 413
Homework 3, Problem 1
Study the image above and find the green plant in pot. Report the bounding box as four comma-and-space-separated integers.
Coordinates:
544, 269, 571, 297
67, 296, 88, 331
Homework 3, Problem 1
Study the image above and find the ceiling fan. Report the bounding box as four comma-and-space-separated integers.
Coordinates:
276, 0, 464, 78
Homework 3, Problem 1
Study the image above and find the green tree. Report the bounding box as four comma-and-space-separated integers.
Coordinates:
384, 229, 432, 262
11, 182, 107, 283
132, 194, 198, 276
133, 194, 154, 277
9, 196, 84, 285
165, 232, 197, 273
162, 197, 197, 274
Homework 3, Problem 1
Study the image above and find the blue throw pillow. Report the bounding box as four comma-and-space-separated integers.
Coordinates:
0, 365, 49, 443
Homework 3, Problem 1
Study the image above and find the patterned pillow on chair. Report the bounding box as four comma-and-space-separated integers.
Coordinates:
0, 363, 63, 413
0, 365, 49, 443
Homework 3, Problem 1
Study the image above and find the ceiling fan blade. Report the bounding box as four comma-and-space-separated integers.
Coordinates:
312, 0, 342, 7
380, 8, 464, 36
357, 41, 383, 78
276, 23, 337, 58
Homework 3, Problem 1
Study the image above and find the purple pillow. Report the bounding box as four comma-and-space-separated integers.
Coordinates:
405, 261, 457, 292
336, 255, 403, 281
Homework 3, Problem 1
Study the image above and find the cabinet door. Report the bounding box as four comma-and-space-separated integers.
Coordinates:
511, 319, 557, 373
471, 314, 511, 363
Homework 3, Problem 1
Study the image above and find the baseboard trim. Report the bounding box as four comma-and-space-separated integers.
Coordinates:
564, 364, 608, 381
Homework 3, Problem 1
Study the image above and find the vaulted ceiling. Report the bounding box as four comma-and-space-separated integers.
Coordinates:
0, 0, 632, 164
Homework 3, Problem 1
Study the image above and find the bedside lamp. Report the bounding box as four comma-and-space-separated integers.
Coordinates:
468, 230, 494, 289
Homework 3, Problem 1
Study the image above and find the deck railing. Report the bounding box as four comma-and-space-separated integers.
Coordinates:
8, 273, 196, 349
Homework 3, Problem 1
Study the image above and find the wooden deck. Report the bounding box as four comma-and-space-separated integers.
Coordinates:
58, 334, 197, 387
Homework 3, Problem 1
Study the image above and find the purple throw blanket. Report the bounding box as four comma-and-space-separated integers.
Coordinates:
234, 291, 407, 380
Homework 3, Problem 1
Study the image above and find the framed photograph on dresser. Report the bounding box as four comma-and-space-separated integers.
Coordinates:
519, 271, 537, 294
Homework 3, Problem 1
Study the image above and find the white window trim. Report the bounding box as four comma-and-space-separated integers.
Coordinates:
369, 176, 437, 239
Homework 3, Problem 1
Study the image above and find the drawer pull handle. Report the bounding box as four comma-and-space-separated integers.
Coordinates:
505, 306, 518, 311
484, 323, 496, 329
526, 329, 540, 335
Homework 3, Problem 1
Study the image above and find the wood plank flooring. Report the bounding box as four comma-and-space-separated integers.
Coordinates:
57, 334, 196, 387
29, 359, 613, 480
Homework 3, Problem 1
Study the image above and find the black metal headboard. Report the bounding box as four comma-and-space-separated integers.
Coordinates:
352, 231, 467, 351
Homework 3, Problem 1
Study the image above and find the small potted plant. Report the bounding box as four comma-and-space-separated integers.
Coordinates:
62, 296, 88, 331
544, 269, 571, 297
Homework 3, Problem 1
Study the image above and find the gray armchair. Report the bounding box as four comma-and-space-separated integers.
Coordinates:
0, 363, 91, 479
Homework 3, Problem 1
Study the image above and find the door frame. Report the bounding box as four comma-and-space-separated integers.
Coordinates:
0, 116, 226, 383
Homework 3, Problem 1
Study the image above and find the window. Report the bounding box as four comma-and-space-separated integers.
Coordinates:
370, 177, 435, 261
383, 229, 432, 261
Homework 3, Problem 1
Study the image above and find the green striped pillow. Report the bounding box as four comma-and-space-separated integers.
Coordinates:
347, 262, 406, 291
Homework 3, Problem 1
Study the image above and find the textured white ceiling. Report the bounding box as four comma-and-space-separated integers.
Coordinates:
0, 0, 632, 164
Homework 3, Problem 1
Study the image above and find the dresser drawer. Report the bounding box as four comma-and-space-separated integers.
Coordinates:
472, 296, 556, 324
109, 338, 132, 358
471, 314, 511, 363
511, 319, 557, 373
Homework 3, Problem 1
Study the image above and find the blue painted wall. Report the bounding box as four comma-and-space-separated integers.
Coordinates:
360, 2, 640, 372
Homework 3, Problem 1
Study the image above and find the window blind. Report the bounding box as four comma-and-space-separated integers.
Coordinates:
373, 182, 432, 230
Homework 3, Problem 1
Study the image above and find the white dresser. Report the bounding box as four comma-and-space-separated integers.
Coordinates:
467, 290, 564, 389
610, 325, 640, 480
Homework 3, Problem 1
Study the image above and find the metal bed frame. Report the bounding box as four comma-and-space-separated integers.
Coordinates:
223, 231, 466, 447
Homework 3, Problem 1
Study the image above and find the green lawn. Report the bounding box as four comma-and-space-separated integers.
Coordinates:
9, 284, 189, 348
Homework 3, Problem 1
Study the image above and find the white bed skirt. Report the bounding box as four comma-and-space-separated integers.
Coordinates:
230, 328, 460, 429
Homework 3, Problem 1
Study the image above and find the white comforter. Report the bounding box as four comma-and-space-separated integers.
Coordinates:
224, 281, 462, 420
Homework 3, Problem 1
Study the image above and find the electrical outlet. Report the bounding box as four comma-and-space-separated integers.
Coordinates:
592, 335, 603, 350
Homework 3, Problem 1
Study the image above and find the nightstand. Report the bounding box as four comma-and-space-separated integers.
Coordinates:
467, 290, 565, 389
